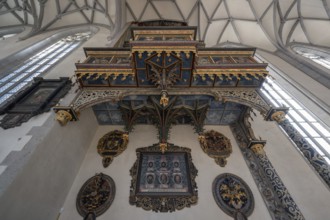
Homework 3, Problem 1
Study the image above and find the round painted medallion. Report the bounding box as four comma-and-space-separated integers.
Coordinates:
76, 173, 115, 217
212, 173, 254, 219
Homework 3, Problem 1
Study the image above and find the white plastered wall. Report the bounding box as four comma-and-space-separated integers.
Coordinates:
0, 26, 111, 178
0, 27, 113, 219
59, 124, 271, 220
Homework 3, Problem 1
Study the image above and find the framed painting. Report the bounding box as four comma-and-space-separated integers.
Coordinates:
0, 77, 71, 129
129, 143, 198, 212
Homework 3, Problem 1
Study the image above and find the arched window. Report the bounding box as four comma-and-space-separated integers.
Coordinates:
0, 27, 25, 41
291, 45, 330, 70
0, 30, 94, 105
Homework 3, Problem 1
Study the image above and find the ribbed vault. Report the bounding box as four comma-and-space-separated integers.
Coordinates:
0, 0, 330, 51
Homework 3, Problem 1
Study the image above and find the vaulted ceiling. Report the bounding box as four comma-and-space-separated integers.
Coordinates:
0, 0, 330, 52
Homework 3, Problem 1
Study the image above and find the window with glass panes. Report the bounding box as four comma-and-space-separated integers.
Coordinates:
292, 46, 330, 70
260, 77, 330, 164
0, 32, 92, 105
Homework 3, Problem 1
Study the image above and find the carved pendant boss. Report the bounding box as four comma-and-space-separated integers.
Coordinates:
213, 173, 254, 219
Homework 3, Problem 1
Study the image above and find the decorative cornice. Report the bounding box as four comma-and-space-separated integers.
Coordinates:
67, 88, 271, 115
213, 89, 271, 114
72, 89, 124, 110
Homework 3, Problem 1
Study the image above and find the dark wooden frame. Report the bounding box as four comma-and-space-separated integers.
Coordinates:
129, 143, 198, 212
0, 77, 71, 129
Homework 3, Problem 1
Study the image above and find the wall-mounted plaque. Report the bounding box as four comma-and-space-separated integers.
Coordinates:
97, 130, 129, 167
0, 77, 71, 129
199, 130, 232, 167
129, 143, 198, 212
213, 173, 254, 219
76, 173, 115, 218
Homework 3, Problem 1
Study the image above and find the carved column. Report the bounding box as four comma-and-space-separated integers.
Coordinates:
249, 143, 305, 220
271, 111, 330, 187
231, 109, 305, 220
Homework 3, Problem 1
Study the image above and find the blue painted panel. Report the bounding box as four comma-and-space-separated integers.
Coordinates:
123, 95, 148, 101
92, 96, 245, 126
205, 110, 222, 124
110, 74, 136, 86
94, 111, 112, 124
174, 69, 191, 86
109, 111, 124, 124
192, 75, 214, 86
210, 100, 225, 109
220, 111, 241, 124
81, 75, 109, 86
224, 102, 244, 110
106, 102, 119, 110
92, 103, 107, 110
149, 54, 163, 66
237, 77, 261, 86
180, 52, 193, 68
214, 75, 237, 87
137, 70, 153, 86
135, 52, 149, 68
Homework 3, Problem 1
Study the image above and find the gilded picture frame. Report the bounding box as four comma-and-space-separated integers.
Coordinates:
129, 143, 198, 212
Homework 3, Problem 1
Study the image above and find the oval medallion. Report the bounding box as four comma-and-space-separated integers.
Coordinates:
97, 130, 129, 167
212, 173, 254, 219
76, 173, 116, 217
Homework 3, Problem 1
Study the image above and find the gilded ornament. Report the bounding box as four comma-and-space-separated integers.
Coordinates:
129, 143, 198, 212
250, 143, 266, 155
213, 173, 254, 219
159, 142, 168, 153
271, 111, 286, 123
198, 130, 232, 167
76, 173, 115, 218
55, 110, 72, 126
159, 91, 169, 107
97, 130, 129, 168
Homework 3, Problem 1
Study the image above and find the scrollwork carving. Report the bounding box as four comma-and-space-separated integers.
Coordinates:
97, 130, 129, 168
198, 130, 232, 167
278, 119, 330, 186
214, 89, 270, 114
73, 89, 124, 110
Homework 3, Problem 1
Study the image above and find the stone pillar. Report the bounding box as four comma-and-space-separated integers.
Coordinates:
249, 142, 305, 220
271, 111, 330, 187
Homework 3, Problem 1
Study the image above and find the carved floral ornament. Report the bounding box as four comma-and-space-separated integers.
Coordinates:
97, 130, 129, 168
198, 130, 232, 167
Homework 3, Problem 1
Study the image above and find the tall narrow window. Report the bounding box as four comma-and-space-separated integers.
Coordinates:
0, 32, 92, 105
260, 77, 330, 164
292, 45, 330, 70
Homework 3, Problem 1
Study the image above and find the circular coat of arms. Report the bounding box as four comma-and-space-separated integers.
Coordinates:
212, 173, 254, 219
76, 173, 116, 218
